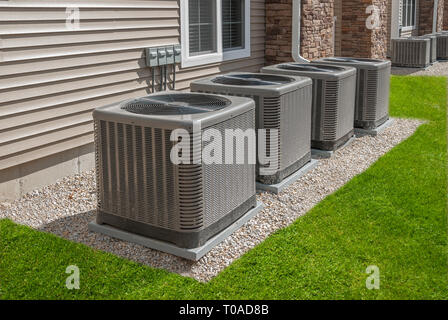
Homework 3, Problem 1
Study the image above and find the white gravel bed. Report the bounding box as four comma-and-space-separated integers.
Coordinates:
0, 118, 422, 282
392, 61, 448, 76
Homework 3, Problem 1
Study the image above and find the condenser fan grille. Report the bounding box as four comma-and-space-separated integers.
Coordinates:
121, 94, 231, 115
278, 63, 344, 73
212, 74, 293, 86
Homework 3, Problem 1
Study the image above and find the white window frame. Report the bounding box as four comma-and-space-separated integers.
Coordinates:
180, 0, 250, 68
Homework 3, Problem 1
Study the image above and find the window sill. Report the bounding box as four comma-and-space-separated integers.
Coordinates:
181, 48, 251, 68
223, 47, 251, 61
181, 52, 223, 68
400, 26, 417, 32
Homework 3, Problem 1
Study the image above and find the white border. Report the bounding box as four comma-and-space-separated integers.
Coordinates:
180, 0, 250, 68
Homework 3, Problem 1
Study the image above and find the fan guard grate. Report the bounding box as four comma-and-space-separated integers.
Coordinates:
121, 94, 231, 115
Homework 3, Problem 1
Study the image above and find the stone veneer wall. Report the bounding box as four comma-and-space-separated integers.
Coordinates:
265, 0, 334, 65
386, 0, 392, 56
340, 0, 389, 59
371, 0, 389, 58
444, 0, 448, 29
265, 0, 448, 64
301, 0, 334, 60
437, 0, 445, 31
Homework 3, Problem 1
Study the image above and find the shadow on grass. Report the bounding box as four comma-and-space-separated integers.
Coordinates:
38, 211, 197, 277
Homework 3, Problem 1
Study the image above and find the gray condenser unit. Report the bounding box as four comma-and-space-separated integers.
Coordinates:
419, 34, 437, 63
315, 57, 391, 130
261, 63, 356, 151
391, 37, 430, 68
434, 32, 448, 60
93, 92, 257, 248
190, 72, 313, 185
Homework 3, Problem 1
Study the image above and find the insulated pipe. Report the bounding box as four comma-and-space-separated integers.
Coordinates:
159, 66, 163, 91
173, 63, 176, 90
151, 67, 155, 92
292, 0, 309, 63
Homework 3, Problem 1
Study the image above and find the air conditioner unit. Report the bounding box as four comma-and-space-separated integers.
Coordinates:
315, 57, 391, 130
391, 37, 430, 68
261, 63, 356, 151
93, 92, 257, 248
433, 32, 448, 60
419, 34, 437, 63
190, 72, 313, 185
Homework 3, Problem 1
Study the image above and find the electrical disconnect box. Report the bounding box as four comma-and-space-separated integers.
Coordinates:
166, 46, 174, 64
145, 45, 181, 67
145, 44, 181, 92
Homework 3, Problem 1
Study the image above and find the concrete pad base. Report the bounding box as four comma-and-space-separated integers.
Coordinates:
391, 65, 430, 71
256, 160, 319, 194
88, 202, 264, 261
355, 118, 395, 137
311, 136, 356, 159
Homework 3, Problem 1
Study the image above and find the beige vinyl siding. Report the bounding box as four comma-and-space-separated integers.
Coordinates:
0, 0, 266, 171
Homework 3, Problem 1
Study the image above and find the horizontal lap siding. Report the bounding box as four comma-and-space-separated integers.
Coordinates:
0, 0, 265, 171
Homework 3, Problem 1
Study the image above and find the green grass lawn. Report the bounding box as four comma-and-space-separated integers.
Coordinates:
1, 76, 447, 300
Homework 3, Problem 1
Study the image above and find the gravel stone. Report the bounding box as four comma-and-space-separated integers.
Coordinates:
0, 118, 422, 282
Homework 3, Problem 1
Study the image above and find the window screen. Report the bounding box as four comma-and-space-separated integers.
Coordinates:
401, 0, 416, 27
189, 0, 217, 56
222, 0, 244, 50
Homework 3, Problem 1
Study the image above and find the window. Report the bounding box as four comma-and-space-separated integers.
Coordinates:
188, 0, 217, 56
401, 0, 417, 29
181, 0, 250, 68
222, 0, 244, 51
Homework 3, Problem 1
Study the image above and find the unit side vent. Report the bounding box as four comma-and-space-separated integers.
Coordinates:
178, 165, 203, 230
97, 120, 181, 230
391, 39, 430, 68
322, 80, 339, 141
202, 109, 256, 228
365, 69, 379, 121
262, 96, 281, 171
